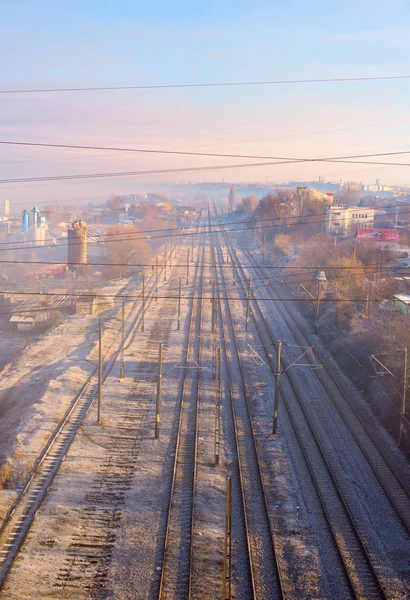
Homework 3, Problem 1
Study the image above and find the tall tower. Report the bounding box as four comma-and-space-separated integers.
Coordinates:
67, 221, 87, 270
228, 185, 236, 212
3, 200, 9, 217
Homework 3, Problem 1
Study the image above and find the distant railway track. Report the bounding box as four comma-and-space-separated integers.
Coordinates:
156, 237, 204, 600
208, 208, 286, 600
215, 208, 403, 599
0, 262, 166, 590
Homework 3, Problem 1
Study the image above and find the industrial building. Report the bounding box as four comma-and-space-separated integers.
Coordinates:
325, 205, 375, 236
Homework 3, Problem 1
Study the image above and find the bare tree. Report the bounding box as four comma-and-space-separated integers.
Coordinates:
105, 225, 150, 279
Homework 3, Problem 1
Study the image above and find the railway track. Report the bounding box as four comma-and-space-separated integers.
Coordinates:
156, 238, 204, 599
0, 262, 165, 590
208, 210, 285, 600
215, 209, 405, 599
241, 244, 410, 533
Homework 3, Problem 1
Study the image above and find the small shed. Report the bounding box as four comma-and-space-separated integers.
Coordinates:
9, 314, 36, 331
394, 293, 410, 315
75, 294, 99, 315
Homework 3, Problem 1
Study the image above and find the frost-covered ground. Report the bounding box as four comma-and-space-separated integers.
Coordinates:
0, 273, 149, 518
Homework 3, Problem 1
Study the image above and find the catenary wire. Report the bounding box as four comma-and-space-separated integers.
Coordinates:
3, 206, 410, 253
0, 200, 408, 249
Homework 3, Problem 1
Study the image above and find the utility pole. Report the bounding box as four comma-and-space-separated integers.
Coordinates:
223, 476, 232, 600
98, 319, 102, 424
164, 244, 167, 282
245, 276, 252, 331
187, 248, 190, 283
177, 276, 182, 330
120, 302, 125, 379
211, 280, 216, 334
399, 348, 408, 449
155, 342, 163, 440
262, 234, 265, 265
281, 256, 285, 285
315, 281, 321, 333
141, 274, 145, 332
214, 347, 221, 465
272, 340, 282, 434
155, 256, 158, 301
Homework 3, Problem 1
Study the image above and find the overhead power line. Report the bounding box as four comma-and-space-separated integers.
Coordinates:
0, 289, 393, 302
0, 201, 408, 250
2, 207, 410, 253
1, 74, 410, 94
0, 258, 397, 273
2, 157, 410, 186
3, 139, 410, 163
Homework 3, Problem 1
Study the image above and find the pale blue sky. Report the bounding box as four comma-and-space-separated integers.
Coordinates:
1, 1, 410, 204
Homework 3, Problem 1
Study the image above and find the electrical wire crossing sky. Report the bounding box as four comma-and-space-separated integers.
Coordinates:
2, 1, 410, 206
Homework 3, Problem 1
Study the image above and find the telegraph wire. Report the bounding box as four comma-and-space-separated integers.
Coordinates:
3, 204, 410, 254
2, 74, 410, 94
0, 289, 395, 302
3, 139, 410, 163
3, 156, 410, 186
0, 200, 408, 250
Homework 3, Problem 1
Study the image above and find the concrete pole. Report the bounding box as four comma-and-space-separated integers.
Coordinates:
164, 244, 167, 282
155, 256, 158, 301
141, 274, 145, 332
315, 281, 321, 333
177, 276, 182, 330
120, 302, 125, 379
212, 280, 216, 334
262, 233, 265, 265
155, 342, 163, 440
272, 340, 282, 434
223, 476, 232, 600
214, 346, 221, 466
399, 348, 408, 449
245, 276, 252, 331
187, 248, 190, 283
98, 319, 102, 424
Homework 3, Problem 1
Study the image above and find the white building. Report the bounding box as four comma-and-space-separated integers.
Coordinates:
325, 205, 375, 236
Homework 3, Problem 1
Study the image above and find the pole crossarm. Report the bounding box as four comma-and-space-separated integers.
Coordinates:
370, 354, 400, 379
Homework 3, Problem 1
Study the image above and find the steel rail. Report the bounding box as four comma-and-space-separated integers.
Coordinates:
0, 263, 164, 590
218, 213, 390, 599
209, 208, 285, 600
156, 238, 204, 600
241, 245, 410, 532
